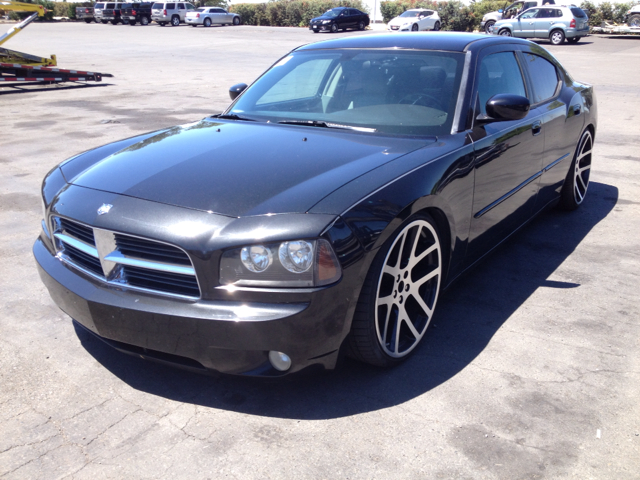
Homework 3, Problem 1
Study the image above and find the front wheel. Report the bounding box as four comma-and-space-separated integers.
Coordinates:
411, 23, 419, 31
330, 23, 338, 33
171, 15, 180, 26
558, 129, 593, 210
484, 20, 495, 33
498, 28, 511, 36
433, 21, 440, 31
233, 16, 240, 25
550, 29, 565, 45
348, 214, 443, 366
628, 14, 640, 27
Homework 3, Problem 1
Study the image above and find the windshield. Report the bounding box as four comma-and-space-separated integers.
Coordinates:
323, 9, 342, 18
400, 11, 421, 17
229, 49, 465, 136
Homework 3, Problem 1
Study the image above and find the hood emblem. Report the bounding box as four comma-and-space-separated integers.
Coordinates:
97, 204, 113, 215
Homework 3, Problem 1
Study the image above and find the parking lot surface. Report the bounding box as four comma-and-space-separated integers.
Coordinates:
1, 23, 639, 479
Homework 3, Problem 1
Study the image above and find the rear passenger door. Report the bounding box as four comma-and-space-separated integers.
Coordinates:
534, 7, 561, 37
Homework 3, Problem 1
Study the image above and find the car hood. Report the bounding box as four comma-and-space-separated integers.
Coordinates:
63, 119, 433, 218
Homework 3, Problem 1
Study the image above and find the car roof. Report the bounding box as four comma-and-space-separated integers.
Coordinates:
297, 32, 532, 53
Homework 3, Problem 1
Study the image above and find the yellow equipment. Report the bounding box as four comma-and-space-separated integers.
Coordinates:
0, 1, 56, 66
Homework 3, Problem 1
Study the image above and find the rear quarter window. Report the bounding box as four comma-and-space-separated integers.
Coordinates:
167, 3, 176, 9
570, 7, 587, 17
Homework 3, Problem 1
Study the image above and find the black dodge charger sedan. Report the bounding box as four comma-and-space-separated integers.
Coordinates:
309, 6, 370, 33
34, 33, 596, 377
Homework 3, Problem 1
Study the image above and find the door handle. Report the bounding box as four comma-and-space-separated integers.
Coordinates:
532, 121, 542, 136
573, 105, 581, 115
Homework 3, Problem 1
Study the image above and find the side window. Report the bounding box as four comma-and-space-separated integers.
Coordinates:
554, 9, 563, 17
477, 52, 526, 116
178, 3, 185, 9
166, 3, 175, 9
523, 53, 559, 103
521, 9, 539, 18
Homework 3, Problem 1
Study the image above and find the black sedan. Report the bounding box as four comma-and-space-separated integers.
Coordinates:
34, 33, 596, 377
309, 7, 369, 33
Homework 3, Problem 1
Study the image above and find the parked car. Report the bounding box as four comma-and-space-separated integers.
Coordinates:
102, 2, 124, 25
151, 1, 196, 26
93, 2, 107, 23
76, 6, 95, 23
309, 7, 369, 33
387, 9, 440, 32
185, 7, 240, 27
121, 2, 153, 25
491, 5, 589, 44
481, 0, 555, 34
35, 33, 596, 377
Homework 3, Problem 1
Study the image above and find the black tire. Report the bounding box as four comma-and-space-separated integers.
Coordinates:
159, 22, 166, 26
433, 21, 440, 31
358, 20, 365, 30
101, 20, 108, 24
129, 20, 136, 25
558, 129, 593, 210
171, 15, 180, 26
84, 18, 92, 23
498, 28, 512, 36
549, 29, 565, 45
628, 14, 640, 28
567, 36, 580, 43
201, 18, 210, 27
313, 29, 319, 33
111, 19, 118, 25
141, 16, 150, 26
484, 20, 495, 33
330, 23, 338, 33
411, 23, 419, 31
233, 16, 240, 25
348, 213, 443, 367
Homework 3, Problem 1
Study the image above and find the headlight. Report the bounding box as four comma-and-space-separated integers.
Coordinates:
322, 20, 331, 24
220, 238, 342, 287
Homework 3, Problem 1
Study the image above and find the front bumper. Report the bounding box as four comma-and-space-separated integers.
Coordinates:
310, 23, 332, 31
34, 236, 350, 376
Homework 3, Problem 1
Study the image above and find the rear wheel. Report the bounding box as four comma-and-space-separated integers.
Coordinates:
411, 23, 419, 31
484, 19, 495, 33
141, 16, 149, 25
171, 15, 180, 26
499, 28, 511, 36
559, 129, 593, 210
358, 20, 365, 30
129, 20, 136, 25
111, 19, 118, 25
233, 16, 240, 25
84, 18, 92, 23
348, 214, 443, 367
433, 21, 440, 31
203, 17, 211, 27
550, 29, 565, 45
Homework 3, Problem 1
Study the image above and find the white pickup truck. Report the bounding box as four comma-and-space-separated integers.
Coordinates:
480, 0, 557, 33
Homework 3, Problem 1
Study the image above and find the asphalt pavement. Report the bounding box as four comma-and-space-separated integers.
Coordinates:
1, 23, 639, 479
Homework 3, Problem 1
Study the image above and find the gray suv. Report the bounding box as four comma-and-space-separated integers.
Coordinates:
490, 5, 589, 44
151, 1, 195, 26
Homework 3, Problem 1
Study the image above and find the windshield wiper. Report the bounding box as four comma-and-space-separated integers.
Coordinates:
277, 120, 376, 133
212, 113, 256, 122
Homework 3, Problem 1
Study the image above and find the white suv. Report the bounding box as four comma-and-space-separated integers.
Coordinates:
151, 1, 195, 26
481, 0, 555, 33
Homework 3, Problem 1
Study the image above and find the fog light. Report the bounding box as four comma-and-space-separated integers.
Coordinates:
268, 350, 292, 371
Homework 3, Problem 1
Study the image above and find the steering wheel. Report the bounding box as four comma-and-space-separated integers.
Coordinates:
399, 93, 445, 111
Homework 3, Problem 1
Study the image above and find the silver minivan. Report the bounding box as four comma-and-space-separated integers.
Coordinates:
491, 5, 589, 44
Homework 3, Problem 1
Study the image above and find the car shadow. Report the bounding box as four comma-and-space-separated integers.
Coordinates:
75, 181, 618, 419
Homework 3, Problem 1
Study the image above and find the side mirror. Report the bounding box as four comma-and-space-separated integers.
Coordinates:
478, 94, 530, 122
229, 83, 247, 100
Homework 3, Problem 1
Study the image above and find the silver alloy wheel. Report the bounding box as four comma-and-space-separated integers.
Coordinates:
375, 219, 441, 358
484, 20, 495, 33
550, 29, 565, 44
572, 130, 593, 205
412, 23, 419, 31
204, 17, 211, 27
233, 16, 240, 25
171, 15, 180, 26
141, 16, 149, 25
499, 28, 511, 36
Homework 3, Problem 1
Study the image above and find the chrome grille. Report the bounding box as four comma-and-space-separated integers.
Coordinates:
52, 216, 200, 299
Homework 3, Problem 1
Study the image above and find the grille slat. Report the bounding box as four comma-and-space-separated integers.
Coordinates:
115, 235, 191, 265
63, 243, 103, 276
60, 218, 95, 246
123, 265, 200, 297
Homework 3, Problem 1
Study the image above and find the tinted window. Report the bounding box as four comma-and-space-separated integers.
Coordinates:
570, 7, 586, 17
231, 50, 465, 136
477, 52, 526, 115
95, 3, 105, 8
152, 3, 162, 8
178, 3, 185, 9
106, 3, 115, 8
523, 53, 559, 103
166, 3, 175, 9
